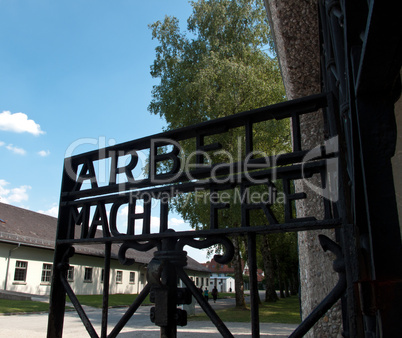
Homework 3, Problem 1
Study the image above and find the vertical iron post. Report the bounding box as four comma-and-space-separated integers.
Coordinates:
247, 233, 260, 337
354, 97, 402, 336
47, 244, 70, 338
160, 237, 178, 338
47, 163, 76, 338
101, 242, 111, 338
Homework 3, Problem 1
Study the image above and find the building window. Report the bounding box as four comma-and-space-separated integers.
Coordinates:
196, 277, 199, 286
84, 267, 93, 282
129, 272, 135, 284
41, 263, 53, 283
206, 278, 209, 286
101, 269, 104, 283
116, 271, 123, 284
67, 266, 74, 282
14, 261, 28, 282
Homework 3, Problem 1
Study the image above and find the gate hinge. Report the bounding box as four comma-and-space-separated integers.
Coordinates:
356, 279, 402, 316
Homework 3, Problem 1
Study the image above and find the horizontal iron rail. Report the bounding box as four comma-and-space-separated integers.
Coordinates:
56, 219, 343, 245
66, 93, 328, 163
60, 93, 329, 201
62, 149, 325, 200
62, 158, 332, 204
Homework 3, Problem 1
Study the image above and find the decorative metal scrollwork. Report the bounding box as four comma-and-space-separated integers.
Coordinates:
175, 235, 235, 264
118, 240, 158, 266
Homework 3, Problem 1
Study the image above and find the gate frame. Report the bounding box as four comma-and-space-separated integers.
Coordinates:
319, 0, 402, 336
47, 92, 344, 338
47, 0, 402, 337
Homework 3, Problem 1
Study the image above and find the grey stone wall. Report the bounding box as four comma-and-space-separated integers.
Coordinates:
264, 0, 343, 336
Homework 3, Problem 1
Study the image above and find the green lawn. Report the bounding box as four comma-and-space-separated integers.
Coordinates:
190, 296, 301, 324
0, 299, 51, 313
70, 293, 300, 325
1, 293, 300, 325
70, 293, 231, 308
0, 294, 147, 314
216, 292, 235, 299
68, 293, 152, 308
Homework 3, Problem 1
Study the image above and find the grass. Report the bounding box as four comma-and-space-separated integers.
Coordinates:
69, 293, 300, 325
0, 293, 147, 314
0, 293, 300, 325
69, 292, 232, 309
190, 296, 301, 325
216, 292, 234, 299
67, 293, 152, 308
0, 298, 51, 314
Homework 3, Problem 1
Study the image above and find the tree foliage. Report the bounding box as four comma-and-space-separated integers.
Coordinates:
148, 0, 297, 306
149, 0, 284, 128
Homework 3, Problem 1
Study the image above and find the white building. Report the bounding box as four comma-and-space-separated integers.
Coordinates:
202, 259, 264, 293
201, 259, 238, 293
0, 202, 210, 296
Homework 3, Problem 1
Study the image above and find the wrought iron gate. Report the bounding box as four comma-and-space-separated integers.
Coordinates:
47, 0, 402, 337
319, 0, 402, 336
47, 92, 344, 338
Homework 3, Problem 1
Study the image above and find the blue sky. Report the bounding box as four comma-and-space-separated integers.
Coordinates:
0, 1, 210, 262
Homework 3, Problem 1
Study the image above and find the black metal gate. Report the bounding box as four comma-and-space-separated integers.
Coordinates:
47, 0, 402, 337
319, 0, 402, 336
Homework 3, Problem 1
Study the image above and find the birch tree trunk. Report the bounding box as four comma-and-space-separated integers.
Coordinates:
261, 235, 278, 302
233, 235, 246, 309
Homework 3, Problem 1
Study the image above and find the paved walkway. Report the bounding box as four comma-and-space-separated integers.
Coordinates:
0, 294, 298, 337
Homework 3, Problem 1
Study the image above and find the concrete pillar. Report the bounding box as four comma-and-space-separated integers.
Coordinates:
264, 1, 342, 336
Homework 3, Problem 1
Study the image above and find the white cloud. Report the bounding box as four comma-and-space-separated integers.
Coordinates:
0, 180, 31, 204
6, 144, 26, 155
0, 110, 45, 136
115, 204, 162, 234
169, 217, 185, 226
0, 142, 27, 155
38, 205, 59, 217
0, 179, 10, 197
169, 217, 193, 232
38, 150, 50, 157
7, 185, 31, 203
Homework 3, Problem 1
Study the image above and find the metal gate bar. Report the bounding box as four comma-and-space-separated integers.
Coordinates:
108, 284, 151, 338
59, 268, 98, 337
247, 233, 260, 337
101, 242, 111, 338
289, 235, 347, 337
47, 91, 344, 337
176, 267, 234, 337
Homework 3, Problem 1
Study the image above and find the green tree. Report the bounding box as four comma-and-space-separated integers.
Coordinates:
149, 0, 290, 308
149, 0, 284, 128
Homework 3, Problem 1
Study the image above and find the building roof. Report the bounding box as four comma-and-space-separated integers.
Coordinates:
202, 258, 237, 274
0, 202, 209, 273
202, 258, 264, 282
